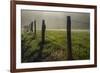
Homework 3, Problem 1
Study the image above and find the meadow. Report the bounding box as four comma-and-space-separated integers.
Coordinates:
21, 30, 90, 62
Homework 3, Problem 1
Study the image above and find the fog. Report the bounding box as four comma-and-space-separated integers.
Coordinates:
21, 10, 90, 30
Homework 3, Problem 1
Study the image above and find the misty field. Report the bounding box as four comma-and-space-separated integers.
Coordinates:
21, 30, 90, 62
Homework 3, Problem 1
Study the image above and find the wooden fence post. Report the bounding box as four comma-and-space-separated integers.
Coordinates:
34, 20, 36, 38
67, 16, 73, 60
30, 21, 33, 32
41, 20, 46, 45
37, 19, 46, 61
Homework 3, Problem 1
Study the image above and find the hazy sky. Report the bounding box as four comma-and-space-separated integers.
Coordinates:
21, 10, 90, 30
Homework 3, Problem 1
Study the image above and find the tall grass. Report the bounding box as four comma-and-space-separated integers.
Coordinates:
21, 30, 90, 62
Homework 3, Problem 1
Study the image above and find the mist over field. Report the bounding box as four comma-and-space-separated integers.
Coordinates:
21, 10, 90, 62
21, 10, 90, 30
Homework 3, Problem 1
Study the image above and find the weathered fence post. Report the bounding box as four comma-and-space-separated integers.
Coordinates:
67, 16, 73, 60
30, 21, 33, 32
34, 20, 36, 38
23, 25, 28, 32
41, 20, 46, 45
37, 19, 46, 61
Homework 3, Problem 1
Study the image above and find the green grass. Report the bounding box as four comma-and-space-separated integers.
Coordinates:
21, 30, 90, 62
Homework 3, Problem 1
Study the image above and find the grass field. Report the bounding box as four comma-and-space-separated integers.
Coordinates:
21, 30, 90, 63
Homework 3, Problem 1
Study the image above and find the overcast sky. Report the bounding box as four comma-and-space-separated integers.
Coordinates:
21, 10, 90, 30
